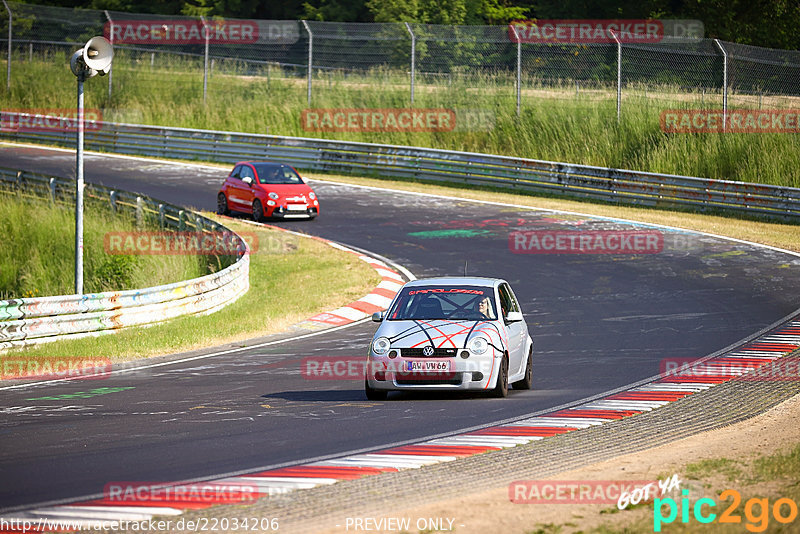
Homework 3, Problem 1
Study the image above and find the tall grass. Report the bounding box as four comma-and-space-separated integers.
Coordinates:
0, 194, 212, 299
2, 51, 798, 187
9, 218, 380, 360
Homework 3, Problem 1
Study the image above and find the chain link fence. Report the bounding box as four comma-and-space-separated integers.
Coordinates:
1, 2, 799, 117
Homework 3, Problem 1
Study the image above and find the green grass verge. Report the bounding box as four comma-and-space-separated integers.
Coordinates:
0, 193, 212, 299
2, 52, 799, 187
4, 217, 379, 362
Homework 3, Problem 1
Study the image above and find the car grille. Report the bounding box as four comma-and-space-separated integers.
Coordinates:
400, 347, 458, 358
396, 373, 463, 386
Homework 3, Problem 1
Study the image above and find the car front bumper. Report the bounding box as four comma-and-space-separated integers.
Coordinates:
365, 353, 500, 391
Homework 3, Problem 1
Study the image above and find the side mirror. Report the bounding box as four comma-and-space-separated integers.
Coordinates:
372, 311, 385, 322
505, 311, 523, 323
242, 176, 253, 185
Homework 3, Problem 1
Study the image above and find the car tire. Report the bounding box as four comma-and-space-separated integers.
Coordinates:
365, 379, 388, 401
217, 193, 229, 215
512, 346, 533, 390
490, 355, 509, 398
252, 200, 265, 222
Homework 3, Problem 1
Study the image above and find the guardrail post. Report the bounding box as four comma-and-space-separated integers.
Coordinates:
109, 190, 117, 212
158, 203, 165, 228
178, 209, 185, 231
714, 39, 728, 131
610, 30, 622, 124
15, 170, 21, 190
49, 177, 56, 203
135, 196, 143, 227
2, 0, 11, 91
104, 10, 113, 100
301, 20, 312, 105
404, 22, 415, 104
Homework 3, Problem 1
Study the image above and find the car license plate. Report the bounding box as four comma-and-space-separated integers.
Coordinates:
406, 360, 450, 372
287, 204, 307, 211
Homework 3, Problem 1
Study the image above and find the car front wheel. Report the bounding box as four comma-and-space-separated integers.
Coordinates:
252, 199, 265, 222
490, 355, 509, 398
365, 379, 388, 401
512, 346, 533, 390
217, 193, 229, 215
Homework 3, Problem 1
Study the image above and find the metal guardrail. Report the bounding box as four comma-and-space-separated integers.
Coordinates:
1, 118, 799, 220
0, 166, 250, 350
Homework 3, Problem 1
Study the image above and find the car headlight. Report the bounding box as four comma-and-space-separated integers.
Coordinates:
309, 192, 316, 200
268, 192, 279, 200
372, 337, 391, 355
468, 336, 488, 355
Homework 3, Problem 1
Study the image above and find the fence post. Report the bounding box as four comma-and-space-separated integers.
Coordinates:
49, 177, 56, 203
610, 30, 621, 124
301, 20, 312, 105
104, 10, 113, 99
158, 203, 165, 228
714, 39, 728, 131
201, 16, 209, 104
136, 196, 143, 227
2, 0, 11, 91
404, 22, 415, 104
514, 25, 521, 117
507, 23, 523, 115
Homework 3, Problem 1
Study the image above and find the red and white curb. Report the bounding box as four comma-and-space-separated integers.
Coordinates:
3, 317, 798, 531
303, 242, 405, 327
219, 217, 408, 329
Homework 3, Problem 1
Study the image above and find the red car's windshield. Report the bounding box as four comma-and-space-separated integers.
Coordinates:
253, 163, 304, 185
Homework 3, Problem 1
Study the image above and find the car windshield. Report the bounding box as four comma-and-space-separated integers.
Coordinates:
252, 163, 304, 185
388, 286, 497, 321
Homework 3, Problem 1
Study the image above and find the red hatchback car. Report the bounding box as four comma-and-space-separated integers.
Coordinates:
217, 161, 319, 221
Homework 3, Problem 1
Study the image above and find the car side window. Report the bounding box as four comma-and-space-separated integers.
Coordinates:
240, 166, 255, 182
498, 284, 519, 317
230, 165, 242, 180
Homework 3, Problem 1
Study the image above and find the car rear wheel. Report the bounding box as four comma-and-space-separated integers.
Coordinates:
217, 193, 229, 215
365, 379, 388, 401
490, 355, 509, 398
252, 199, 265, 222
512, 346, 533, 390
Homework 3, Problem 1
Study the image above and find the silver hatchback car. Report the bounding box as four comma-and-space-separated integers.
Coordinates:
365, 277, 534, 400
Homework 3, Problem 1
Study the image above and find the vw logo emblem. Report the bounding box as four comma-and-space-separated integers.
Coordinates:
422, 346, 435, 357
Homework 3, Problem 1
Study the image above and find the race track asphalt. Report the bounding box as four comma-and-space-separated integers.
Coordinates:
1, 145, 798, 510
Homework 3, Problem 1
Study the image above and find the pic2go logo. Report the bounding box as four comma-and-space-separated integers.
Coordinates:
654, 489, 799, 532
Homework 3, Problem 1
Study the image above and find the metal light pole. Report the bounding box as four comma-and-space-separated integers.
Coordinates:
75, 69, 85, 294
70, 37, 113, 295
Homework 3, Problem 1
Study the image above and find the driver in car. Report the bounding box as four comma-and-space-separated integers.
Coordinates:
477, 296, 492, 319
